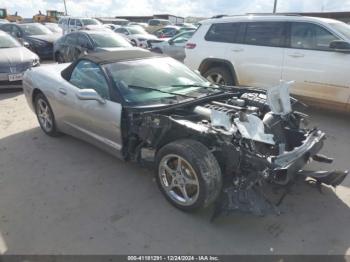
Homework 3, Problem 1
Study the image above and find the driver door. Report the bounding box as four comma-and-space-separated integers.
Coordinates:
60, 60, 123, 157
282, 22, 350, 110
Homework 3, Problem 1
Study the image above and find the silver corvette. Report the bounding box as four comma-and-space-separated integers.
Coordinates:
0, 31, 39, 89
23, 49, 347, 217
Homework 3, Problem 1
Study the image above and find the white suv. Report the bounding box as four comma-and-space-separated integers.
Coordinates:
58, 17, 109, 34
185, 15, 350, 111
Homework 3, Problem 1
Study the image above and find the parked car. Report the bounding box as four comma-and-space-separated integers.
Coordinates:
0, 30, 39, 89
150, 31, 195, 61
152, 25, 180, 39
114, 26, 157, 48
22, 49, 347, 214
58, 17, 110, 34
128, 22, 148, 29
103, 23, 120, 31
0, 22, 60, 59
185, 15, 350, 112
146, 19, 171, 33
53, 30, 132, 63
43, 22, 63, 34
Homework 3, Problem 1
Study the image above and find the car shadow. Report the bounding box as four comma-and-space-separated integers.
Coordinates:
0, 89, 23, 101
0, 127, 349, 255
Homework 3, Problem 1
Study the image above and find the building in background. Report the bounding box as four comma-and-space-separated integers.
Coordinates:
113, 14, 184, 25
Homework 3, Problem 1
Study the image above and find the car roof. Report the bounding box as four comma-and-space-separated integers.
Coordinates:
85, 49, 161, 64
61, 49, 163, 80
200, 15, 341, 25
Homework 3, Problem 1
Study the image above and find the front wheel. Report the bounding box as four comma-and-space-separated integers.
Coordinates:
34, 93, 60, 137
155, 139, 222, 211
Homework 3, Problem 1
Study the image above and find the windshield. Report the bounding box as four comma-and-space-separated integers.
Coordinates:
330, 22, 350, 39
89, 33, 131, 48
45, 23, 62, 33
19, 24, 53, 35
82, 19, 101, 26
128, 27, 147, 35
0, 33, 21, 48
105, 57, 218, 105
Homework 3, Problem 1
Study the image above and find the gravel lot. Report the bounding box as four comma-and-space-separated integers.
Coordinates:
0, 78, 349, 255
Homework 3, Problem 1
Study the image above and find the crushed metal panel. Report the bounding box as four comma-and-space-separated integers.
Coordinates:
267, 81, 294, 116
234, 114, 275, 145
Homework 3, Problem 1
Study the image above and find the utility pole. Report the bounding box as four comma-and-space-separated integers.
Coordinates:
273, 0, 278, 13
63, 0, 68, 15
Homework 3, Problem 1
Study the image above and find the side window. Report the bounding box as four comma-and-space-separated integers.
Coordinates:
12, 26, 22, 38
65, 34, 78, 45
69, 60, 110, 99
205, 23, 240, 43
149, 20, 159, 26
244, 22, 285, 47
76, 20, 82, 27
69, 19, 76, 26
290, 22, 338, 51
1, 24, 13, 34
78, 34, 92, 49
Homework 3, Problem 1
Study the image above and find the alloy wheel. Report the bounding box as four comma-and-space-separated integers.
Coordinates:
206, 73, 226, 85
158, 154, 200, 206
36, 98, 53, 133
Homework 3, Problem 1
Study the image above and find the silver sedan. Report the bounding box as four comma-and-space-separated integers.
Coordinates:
0, 31, 39, 89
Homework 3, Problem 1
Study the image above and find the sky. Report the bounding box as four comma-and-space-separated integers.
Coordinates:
2, 0, 350, 18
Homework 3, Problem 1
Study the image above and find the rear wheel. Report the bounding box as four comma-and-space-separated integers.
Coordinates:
155, 139, 222, 211
34, 93, 60, 137
203, 66, 235, 86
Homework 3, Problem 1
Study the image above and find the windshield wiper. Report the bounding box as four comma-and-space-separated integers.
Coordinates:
127, 85, 195, 98
171, 83, 217, 89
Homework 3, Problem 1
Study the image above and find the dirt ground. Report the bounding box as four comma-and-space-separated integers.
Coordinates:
0, 88, 349, 255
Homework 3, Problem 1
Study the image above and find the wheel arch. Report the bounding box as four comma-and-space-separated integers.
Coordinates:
198, 58, 239, 85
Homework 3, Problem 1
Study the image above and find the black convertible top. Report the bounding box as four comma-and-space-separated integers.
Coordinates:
83, 49, 160, 65
61, 49, 162, 80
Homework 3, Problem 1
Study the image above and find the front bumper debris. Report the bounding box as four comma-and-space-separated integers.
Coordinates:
211, 129, 348, 221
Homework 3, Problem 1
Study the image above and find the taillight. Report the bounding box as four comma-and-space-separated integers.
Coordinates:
186, 42, 196, 49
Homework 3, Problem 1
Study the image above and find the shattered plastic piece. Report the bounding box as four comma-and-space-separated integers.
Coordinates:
267, 80, 294, 115
211, 109, 233, 131
234, 114, 275, 145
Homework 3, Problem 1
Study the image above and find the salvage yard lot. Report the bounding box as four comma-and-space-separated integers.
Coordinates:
0, 85, 350, 255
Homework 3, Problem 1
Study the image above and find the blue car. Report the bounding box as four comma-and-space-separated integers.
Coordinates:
0, 23, 61, 59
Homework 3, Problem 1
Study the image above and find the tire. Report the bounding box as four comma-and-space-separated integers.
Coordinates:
34, 93, 61, 137
203, 66, 235, 86
155, 139, 223, 212
56, 52, 64, 63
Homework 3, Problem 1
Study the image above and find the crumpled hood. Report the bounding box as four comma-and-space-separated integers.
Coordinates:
0, 47, 37, 68
26, 34, 61, 43
95, 47, 145, 52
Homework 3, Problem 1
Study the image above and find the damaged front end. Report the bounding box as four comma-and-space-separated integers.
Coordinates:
125, 81, 348, 218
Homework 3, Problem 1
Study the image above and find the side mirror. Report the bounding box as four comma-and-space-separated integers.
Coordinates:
329, 40, 350, 52
76, 89, 105, 104
168, 39, 174, 45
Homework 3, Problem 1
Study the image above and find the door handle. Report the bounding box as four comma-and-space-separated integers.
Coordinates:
232, 48, 244, 52
58, 88, 67, 95
289, 53, 304, 58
